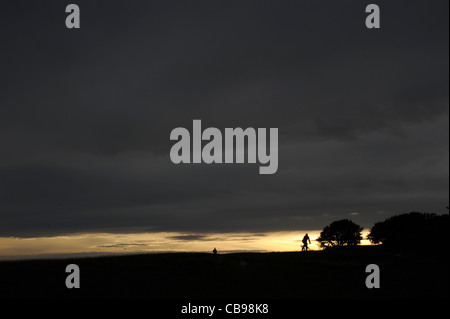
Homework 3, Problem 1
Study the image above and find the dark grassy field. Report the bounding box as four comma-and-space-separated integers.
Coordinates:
0, 246, 448, 299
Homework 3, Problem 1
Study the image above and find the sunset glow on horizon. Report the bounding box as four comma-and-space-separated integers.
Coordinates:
0, 230, 372, 260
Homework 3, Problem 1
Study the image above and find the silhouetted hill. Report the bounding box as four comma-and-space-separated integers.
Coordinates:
0, 246, 448, 299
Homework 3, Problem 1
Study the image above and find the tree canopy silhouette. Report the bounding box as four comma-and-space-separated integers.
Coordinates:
317, 219, 363, 249
368, 212, 448, 251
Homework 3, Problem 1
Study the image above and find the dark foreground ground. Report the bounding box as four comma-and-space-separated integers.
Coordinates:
0, 246, 448, 299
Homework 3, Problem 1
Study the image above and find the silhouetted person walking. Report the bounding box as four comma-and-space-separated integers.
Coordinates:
212, 247, 217, 255
302, 234, 311, 251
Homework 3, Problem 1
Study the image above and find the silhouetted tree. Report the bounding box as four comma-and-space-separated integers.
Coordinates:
368, 212, 449, 252
317, 219, 363, 249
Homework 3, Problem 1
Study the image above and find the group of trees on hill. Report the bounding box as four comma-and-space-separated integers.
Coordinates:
316, 210, 449, 252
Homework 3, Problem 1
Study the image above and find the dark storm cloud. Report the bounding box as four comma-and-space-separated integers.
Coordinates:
168, 233, 267, 241
0, 0, 448, 237
97, 243, 148, 248
169, 235, 209, 241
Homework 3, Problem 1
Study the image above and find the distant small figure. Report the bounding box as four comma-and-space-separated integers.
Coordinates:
302, 233, 311, 251
212, 247, 217, 255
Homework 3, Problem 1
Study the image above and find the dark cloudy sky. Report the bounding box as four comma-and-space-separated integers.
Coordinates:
1, 0, 448, 238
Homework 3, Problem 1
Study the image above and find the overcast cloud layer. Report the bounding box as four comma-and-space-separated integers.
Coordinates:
1, 0, 448, 237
